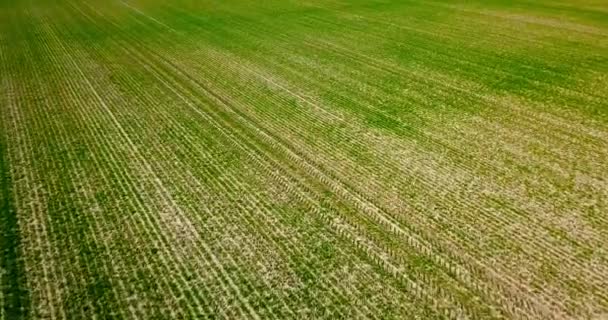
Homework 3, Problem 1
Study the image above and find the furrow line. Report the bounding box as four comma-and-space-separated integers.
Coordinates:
148, 16, 600, 316
95, 3, 472, 316
117, 3, 588, 318
67, 4, 276, 318
110, 10, 508, 318
47, 6, 252, 316
35, 10, 156, 317
69, 3, 300, 318
201, 42, 608, 312
74, 5, 316, 318
106, 35, 394, 316
23, 10, 124, 317
3, 8, 66, 318
167, 16, 608, 316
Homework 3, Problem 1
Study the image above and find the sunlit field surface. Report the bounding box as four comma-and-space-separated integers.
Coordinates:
1, 0, 607, 318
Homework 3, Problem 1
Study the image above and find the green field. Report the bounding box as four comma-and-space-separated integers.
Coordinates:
1, 0, 607, 318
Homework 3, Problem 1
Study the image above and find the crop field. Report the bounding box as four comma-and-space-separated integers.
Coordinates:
1, 0, 608, 318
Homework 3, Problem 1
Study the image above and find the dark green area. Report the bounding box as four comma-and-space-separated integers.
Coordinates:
0, 114, 29, 319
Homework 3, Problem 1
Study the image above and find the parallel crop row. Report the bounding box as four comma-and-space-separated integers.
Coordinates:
1, 0, 607, 319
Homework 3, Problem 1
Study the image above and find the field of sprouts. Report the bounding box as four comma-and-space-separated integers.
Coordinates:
1, 0, 608, 319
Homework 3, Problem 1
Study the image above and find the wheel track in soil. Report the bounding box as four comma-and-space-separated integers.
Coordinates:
111, 1, 604, 318
97, 0, 552, 318
71, 1, 432, 318
83, 1, 486, 318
